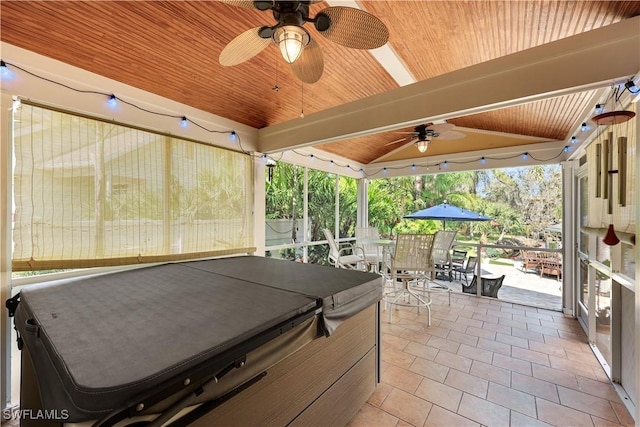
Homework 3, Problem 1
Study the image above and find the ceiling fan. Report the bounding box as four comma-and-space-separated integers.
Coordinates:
385, 124, 466, 153
218, 1, 389, 84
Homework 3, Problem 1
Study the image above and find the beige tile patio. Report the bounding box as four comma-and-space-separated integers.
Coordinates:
457, 393, 511, 426
492, 352, 532, 376
381, 362, 424, 394
444, 369, 489, 398
469, 360, 511, 387
434, 350, 472, 373
346, 403, 399, 427
511, 346, 551, 366
367, 381, 393, 407
380, 387, 432, 427
510, 411, 554, 426
351, 292, 635, 427
409, 357, 449, 383
557, 386, 619, 422
414, 377, 463, 413
536, 397, 597, 427
403, 341, 439, 361
424, 405, 480, 427
487, 382, 537, 418
457, 343, 493, 364
511, 371, 560, 403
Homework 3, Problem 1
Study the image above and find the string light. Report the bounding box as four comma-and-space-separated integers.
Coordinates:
581, 122, 588, 132
279, 145, 571, 178
624, 79, 639, 94
1, 59, 237, 139
570, 136, 577, 144
595, 104, 604, 114
107, 94, 118, 109
0, 60, 14, 79
2, 59, 574, 179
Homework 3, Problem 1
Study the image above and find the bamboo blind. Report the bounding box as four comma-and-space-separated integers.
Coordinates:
12, 103, 254, 271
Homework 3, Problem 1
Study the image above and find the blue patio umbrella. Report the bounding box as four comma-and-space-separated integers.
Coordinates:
404, 202, 492, 229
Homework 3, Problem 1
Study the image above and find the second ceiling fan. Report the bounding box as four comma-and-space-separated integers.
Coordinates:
218, 1, 389, 84
385, 124, 466, 153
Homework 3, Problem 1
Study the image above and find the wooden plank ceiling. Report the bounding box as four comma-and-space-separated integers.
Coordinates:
2, 1, 639, 165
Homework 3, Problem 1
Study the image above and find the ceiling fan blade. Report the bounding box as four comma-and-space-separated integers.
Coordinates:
220, 1, 273, 9
435, 130, 466, 140
219, 27, 271, 66
427, 123, 455, 133
315, 6, 389, 49
384, 137, 412, 146
291, 38, 324, 84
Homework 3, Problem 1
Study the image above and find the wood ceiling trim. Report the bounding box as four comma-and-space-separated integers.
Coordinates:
258, 16, 640, 153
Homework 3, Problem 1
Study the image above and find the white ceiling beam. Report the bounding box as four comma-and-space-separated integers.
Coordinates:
259, 16, 640, 153
324, 0, 417, 87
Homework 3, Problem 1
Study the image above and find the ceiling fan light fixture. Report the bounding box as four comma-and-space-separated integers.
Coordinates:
415, 139, 429, 153
274, 25, 309, 64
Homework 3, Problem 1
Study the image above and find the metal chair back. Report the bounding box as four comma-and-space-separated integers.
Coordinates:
355, 226, 381, 262
391, 233, 436, 279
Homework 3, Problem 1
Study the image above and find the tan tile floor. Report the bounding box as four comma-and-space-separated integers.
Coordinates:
348, 292, 635, 427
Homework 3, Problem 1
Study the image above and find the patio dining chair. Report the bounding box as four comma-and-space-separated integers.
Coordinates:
451, 249, 468, 271
355, 226, 381, 271
322, 228, 369, 271
461, 275, 505, 298
453, 256, 477, 285
386, 233, 436, 325
432, 230, 457, 281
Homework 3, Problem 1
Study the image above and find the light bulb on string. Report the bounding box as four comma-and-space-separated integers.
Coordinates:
107, 94, 118, 109
480, 157, 486, 165
521, 152, 529, 160
581, 122, 588, 132
0, 60, 14, 79
571, 136, 577, 144
180, 116, 188, 128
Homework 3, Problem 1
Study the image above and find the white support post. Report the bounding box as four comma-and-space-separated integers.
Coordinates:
303, 167, 309, 262
253, 156, 266, 256
334, 175, 340, 239
357, 178, 369, 228
561, 161, 574, 316
1, 94, 14, 411
635, 99, 640, 424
